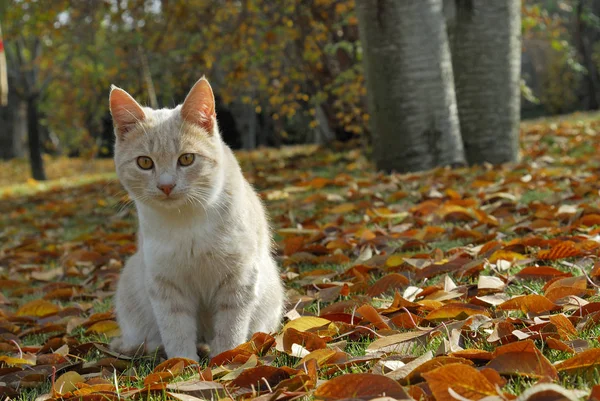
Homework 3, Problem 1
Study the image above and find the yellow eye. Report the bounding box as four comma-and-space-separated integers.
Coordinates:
136, 156, 154, 170
178, 153, 195, 167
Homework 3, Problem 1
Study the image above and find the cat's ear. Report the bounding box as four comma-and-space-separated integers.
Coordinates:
109, 85, 146, 140
181, 77, 216, 134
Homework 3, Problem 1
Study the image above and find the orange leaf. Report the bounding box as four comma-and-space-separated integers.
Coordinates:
283, 328, 328, 353
546, 337, 574, 353
422, 363, 499, 401
153, 357, 197, 373
234, 332, 276, 355
556, 348, 600, 374
497, 294, 560, 314
537, 241, 583, 260
449, 349, 493, 362
548, 314, 577, 340
314, 373, 409, 400
488, 250, 527, 263
209, 348, 253, 367
356, 304, 390, 330
424, 303, 490, 321
401, 356, 474, 385
231, 366, 290, 390
144, 371, 175, 385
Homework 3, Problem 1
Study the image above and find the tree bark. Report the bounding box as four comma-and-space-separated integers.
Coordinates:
26, 95, 46, 180
357, 0, 465, 173
449, 0, 521, 165
574, 0, 600, 110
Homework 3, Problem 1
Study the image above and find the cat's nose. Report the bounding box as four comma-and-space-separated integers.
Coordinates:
157, 184, 175, 196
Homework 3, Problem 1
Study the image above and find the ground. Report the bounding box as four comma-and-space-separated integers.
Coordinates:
1, 113, 600, 400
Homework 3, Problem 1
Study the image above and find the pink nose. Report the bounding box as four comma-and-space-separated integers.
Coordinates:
158, 184, 175, 196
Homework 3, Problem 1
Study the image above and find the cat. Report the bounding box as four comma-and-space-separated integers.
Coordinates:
108, 77, 285, 361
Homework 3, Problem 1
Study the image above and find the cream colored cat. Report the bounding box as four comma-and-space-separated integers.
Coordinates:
109, 77, 284, 361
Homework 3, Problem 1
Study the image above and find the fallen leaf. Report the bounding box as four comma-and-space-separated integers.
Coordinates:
422, 363, 499, 401
314, 373, 410, 400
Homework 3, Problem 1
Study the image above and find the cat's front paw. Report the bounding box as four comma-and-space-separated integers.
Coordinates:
110, 337, 164, 358
197, 343, 210, 358
109, 337, 136, 356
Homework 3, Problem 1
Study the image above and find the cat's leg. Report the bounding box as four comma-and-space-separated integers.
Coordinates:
112, 253, 162, 356
147, 272, 199, 361
249, 258, 285, 335
208, 279, 255, 356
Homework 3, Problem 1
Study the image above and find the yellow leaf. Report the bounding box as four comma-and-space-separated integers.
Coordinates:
16, 299, 60, 317
282, 316, 331, 333
329, 203, 356, 214
54, 371, 85, 395
85, 320, 121, 337
386, 255, 404, 267
488, 250, 527, 263
296, 348, 336, 367
0, 356, 35, 367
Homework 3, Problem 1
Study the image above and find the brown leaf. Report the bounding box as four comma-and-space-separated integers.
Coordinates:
230, 365, 290, 390
366, 331, 427, 354
516, 266, 570, 280
544, 276, 587, 302
486, 339, 558, 379
366, 273, 409, 297
314, 373, 410, 400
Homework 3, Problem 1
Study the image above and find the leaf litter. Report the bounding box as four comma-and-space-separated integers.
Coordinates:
2, 120, 600, 399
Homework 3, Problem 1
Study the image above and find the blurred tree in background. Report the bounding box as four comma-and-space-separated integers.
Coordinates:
0, 0, 598, 178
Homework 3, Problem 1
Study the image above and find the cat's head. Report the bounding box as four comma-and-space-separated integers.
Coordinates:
110, 77, 224, 210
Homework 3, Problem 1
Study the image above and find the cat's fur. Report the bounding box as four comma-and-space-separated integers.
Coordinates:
109, 77, 284, 360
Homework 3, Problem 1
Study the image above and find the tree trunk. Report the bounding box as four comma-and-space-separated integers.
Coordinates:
356, 0, 465, 173
26, 95, 46, 180
449, 0, 521, 165
574, 0, 600, 110
13, 99, 27, 157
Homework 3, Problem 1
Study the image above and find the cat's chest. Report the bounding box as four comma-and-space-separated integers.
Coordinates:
143, 223, 222, 267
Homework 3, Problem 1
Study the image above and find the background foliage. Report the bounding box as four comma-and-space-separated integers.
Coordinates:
0, 0, 598, 157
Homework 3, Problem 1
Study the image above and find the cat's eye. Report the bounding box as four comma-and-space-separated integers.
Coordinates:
178, 153, 195, 167
137, 156, 154, 170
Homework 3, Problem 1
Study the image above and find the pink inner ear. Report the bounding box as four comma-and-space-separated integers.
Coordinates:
181, 78, 216, 133
109, 87, 146, 138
